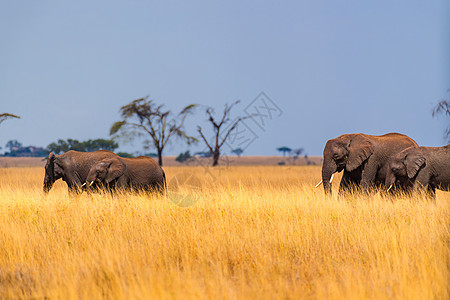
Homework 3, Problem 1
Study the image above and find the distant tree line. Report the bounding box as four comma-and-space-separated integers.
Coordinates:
47, 138, 118, 155
1, 138, 120, 157
1, 140, 49, 157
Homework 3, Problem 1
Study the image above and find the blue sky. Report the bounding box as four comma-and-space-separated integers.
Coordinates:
0, 1, 448, 156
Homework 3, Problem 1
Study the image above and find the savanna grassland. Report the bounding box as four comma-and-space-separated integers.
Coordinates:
0, 165, 448, 299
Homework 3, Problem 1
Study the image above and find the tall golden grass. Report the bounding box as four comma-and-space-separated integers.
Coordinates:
0, 166, 448, 299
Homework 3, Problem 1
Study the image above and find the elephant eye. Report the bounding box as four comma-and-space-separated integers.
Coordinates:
391, 168, 398, 173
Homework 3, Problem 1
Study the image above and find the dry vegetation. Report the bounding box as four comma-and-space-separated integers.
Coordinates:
0, 166, 448, 299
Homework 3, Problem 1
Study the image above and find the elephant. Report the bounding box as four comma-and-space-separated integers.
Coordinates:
385, 145, 450, 198
321, 133, 418, 195
43, 150, 120, 193
84, 156, 166, 193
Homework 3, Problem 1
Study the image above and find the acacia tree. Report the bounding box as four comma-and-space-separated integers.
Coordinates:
0, 113, 20, 126
197, 101, 246, 166
277, 146, 292, 157
110, 96, 197, 166
231, 148, 244, 158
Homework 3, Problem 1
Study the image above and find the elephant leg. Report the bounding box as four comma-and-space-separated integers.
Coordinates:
412, 172, 434, 200
360, 162, 378, 192
339, 171, 356, 193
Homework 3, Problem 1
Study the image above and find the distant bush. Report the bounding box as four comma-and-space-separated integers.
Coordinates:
176, 151, 193, 163
144, 153, 158, 157
194, 151, 212, 158
116, 152, 135, 158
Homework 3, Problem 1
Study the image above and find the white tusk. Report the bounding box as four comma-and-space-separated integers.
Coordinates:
81, 182, 86, 187
387, 184, 393, 192
315, 173, 336, 188
89, 181, 94, 187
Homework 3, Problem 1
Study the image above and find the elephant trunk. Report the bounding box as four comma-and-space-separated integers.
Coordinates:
322, 157, 337, 195
385, 168, 396, 191
43, 153, 55, 193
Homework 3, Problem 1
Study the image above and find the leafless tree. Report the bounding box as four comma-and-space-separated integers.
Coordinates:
432, 91, 450, 142
110, 96, 197, 166
290, 148, 304, 164
197, 101, 246, 166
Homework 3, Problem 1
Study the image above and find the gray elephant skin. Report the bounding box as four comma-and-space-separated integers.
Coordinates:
85, 156, 166, 193
44, 150, 120, 193
385, 145, 450, 198
322, 133, 418, 194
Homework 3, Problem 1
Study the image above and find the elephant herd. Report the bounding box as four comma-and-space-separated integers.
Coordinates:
42, 132, 449, 199
320, 132, 450, 198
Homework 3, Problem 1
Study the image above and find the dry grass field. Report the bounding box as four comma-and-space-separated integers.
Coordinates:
0, 165, 448, 299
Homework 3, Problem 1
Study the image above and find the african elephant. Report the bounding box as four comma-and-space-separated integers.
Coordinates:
321, 133, 418, 194
43, 150, 120, 193
85, 156, 166, 193
385, 145, 450, 198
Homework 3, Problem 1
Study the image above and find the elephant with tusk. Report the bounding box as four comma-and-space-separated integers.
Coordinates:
320, 133, 418, 195
43, 150, 121, 194
385, 145, 450, 199
84, 156, 166, 194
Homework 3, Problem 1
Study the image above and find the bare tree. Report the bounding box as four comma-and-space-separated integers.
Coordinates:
0, 113, 20, 126
432, 91, 450, 142
110, 96, 197, 166
197, 101, 246, 166
290, 148, 304, 164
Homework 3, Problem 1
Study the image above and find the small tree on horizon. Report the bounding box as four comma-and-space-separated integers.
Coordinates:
197, 101, 246, 166
277, 146, 292, 157
110, 96, 197, 166
290, 148, 304, 164
231, 148, 244, 158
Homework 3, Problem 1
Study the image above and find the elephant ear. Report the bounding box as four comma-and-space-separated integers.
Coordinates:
405, 152, 425, 178
45, 153, 56, 178
346, 136, 374, 172
105, 158, 126, 183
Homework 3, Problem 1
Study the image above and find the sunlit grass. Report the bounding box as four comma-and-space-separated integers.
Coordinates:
0, 166, 448, 299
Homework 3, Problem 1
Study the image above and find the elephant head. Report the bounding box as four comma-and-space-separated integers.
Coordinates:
322, 134, 374, 194
385, 148, 425, 190
85, 158, 126, 188
43, 152, 64, 193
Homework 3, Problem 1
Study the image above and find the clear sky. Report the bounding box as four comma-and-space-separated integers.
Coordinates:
0, 1, 448, 156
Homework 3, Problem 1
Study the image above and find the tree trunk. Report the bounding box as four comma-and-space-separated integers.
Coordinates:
157, 148, 163, 166
212, 148, 220, 166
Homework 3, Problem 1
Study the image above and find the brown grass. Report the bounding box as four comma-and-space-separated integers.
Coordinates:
0, 166, 448, 299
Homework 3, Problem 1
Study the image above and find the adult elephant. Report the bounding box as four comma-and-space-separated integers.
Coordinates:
84, 156, 166, 193
321, 133, 418, 195
43, 150, 120, 193
385, 145, 450, 198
